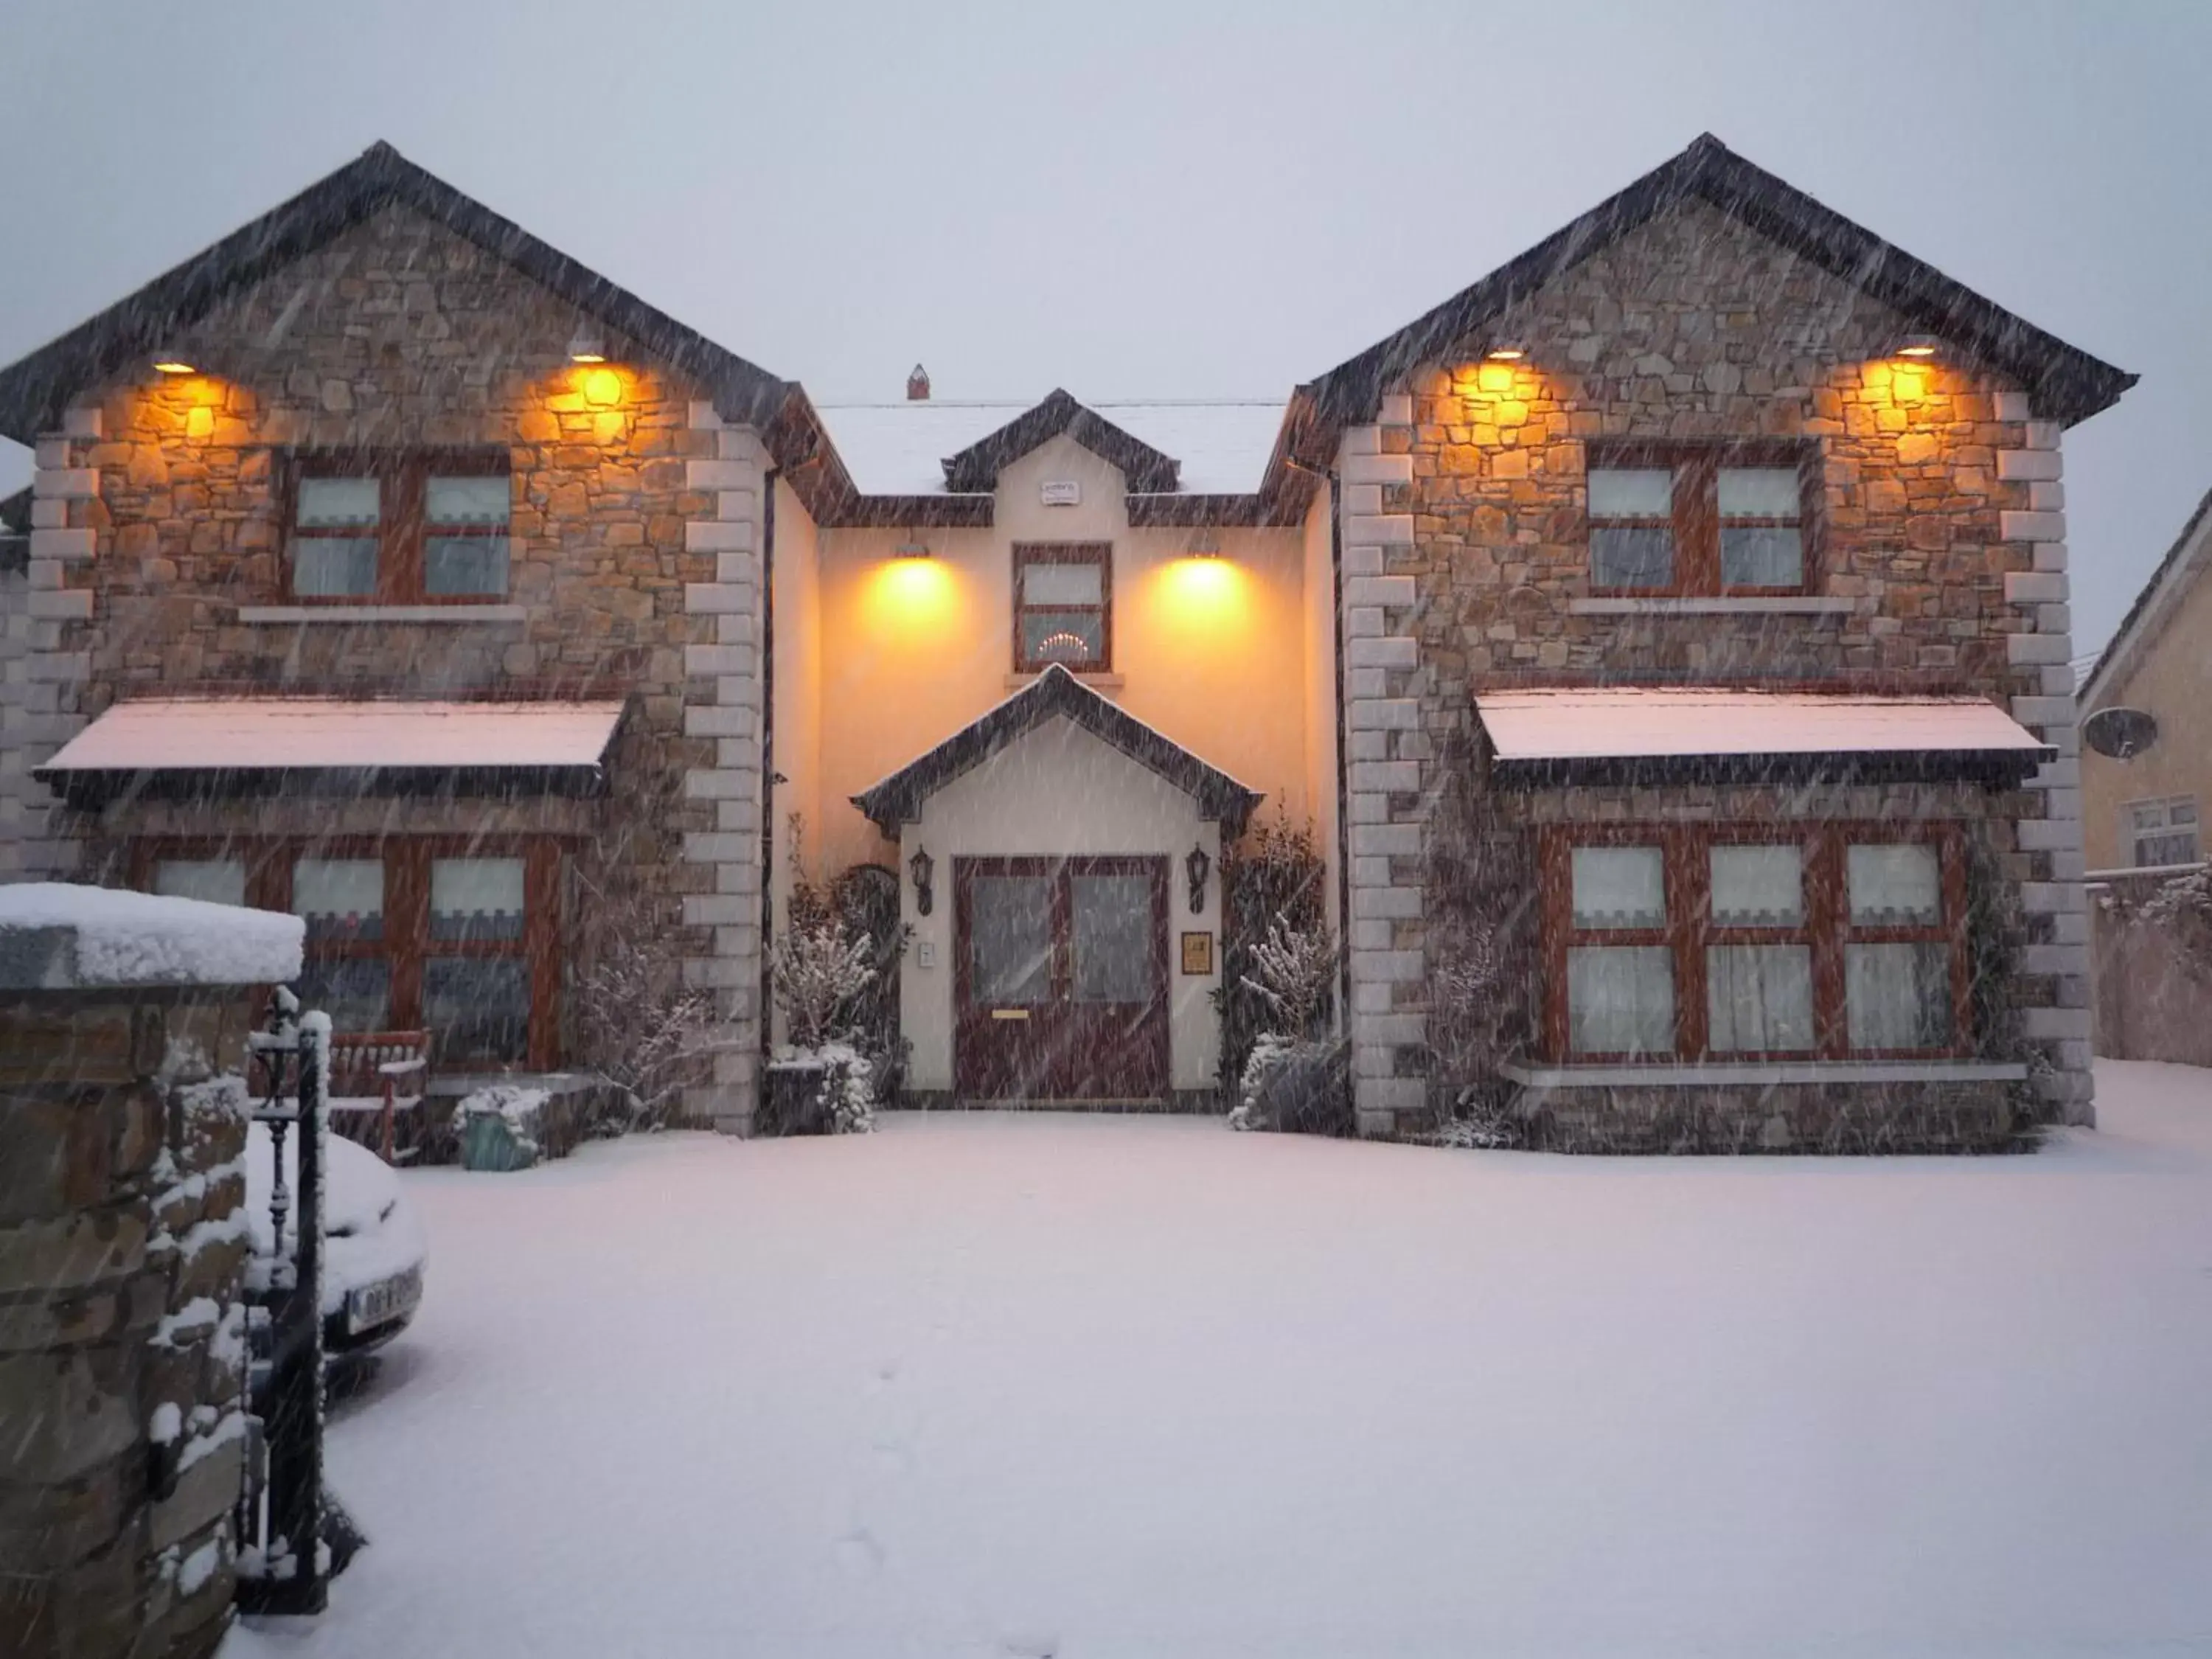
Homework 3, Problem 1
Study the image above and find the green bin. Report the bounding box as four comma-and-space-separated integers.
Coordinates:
459, 1107, 538, 1172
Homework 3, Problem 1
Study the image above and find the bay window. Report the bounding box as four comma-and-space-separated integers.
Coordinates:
1545, 825, 1967, 1062
137, 838, 559, 1068
1587, 441, 1817, 597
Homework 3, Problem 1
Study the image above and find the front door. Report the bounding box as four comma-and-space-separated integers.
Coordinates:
953, 856, 1169, 1102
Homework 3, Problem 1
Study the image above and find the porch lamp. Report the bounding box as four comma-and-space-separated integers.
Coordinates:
908, 846, 935, 917
1893, 337, 1939, 359
151, 354, 195, 375
1484, 343, 1528, 362
1186, 844, 1211, 914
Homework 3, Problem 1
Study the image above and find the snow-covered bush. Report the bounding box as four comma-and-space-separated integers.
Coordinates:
1430, 1086, 1521, 1150
2140, 865, 2212, 977
1214, 813, 1326, 1097
573, 897, 720, 1130
768, 917, 876, 1051
1242, 909, 1336, 1041
1229, 908, 1351, 1135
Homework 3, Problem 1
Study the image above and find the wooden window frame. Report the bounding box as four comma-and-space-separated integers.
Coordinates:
134, 835, 563, 1070
1586, 439, 1821, 599
282, 448, 512, 606
1012, 542, 1113, 674
1539, 821, 1969, 1064
2126, 795, 2202, 869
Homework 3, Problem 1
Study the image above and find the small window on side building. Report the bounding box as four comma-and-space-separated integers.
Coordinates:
2129, 797, 2201, 869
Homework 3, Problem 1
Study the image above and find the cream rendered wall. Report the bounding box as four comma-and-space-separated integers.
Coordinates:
813, 432, 1312, 877
896, 716, 1222, 1094
767, 478, 823, 1046
2081, 568, 2212, 872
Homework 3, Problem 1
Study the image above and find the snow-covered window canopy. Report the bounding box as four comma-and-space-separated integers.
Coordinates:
1476, 688, 2052, 787
35, 698, 629, 804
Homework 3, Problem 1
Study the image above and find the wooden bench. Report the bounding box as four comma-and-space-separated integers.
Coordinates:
324, 1031, 431, 1164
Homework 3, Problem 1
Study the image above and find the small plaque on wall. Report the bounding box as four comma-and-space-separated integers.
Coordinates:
1180, 931, 1214, 976
1040, 479, 1081, 507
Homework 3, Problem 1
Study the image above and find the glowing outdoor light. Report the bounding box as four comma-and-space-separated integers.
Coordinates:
152, 357, 195, 375
1485, 344, 1528, 361
567, 323, 607, 364
908, 846, 935, 917
1893, 338, 1939, 359
1186, 844, 1211, 914
1186, 529, 1222, 557
894, 541, 932, 560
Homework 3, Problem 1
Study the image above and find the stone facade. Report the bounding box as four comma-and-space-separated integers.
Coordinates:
0, 986, 262, 1659
1343, 198, 2087, 1139
8, 204, 768, 1125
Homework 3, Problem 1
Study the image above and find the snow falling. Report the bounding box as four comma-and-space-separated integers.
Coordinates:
4, 11, 2212, 1655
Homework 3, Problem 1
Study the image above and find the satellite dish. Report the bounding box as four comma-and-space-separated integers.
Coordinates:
2082, 706, 2158, 760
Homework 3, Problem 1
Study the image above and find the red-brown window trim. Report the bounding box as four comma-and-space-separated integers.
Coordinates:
134, 834, 563, 1070
1012, 542, 1113, 673
1537, 821, 1970, 1064
1585, 438, 1823, 599
281, 447, 512, 606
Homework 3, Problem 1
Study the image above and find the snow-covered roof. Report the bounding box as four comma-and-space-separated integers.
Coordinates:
0, 883, 304, 989
814, 399, 1287, 497
38, 698, 628, 778
1477, 688, 2050, 766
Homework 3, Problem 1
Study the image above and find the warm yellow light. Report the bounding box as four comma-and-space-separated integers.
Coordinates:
860, 554, 960, 639
1893, 338, 1938, 359
1486, 346, 1527, 361
152, 360, 195, 375
569, 351, 606, 365
580, 368, 623, 407
1475, 361, 1518, 394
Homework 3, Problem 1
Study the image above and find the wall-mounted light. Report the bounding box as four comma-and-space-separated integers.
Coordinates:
1893, 338, 1939, 360
908, 846, 935, 917
1186, 529, 1222, 557
1484, 344, 1528, 362
894, 541, 932, 560
1186, 844, 1211, 914
152, 355, 195, 375
567, 322, 608, 364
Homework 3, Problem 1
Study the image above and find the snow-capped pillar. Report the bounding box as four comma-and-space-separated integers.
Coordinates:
1995, 394, 2093, 1127
679, 403, 768, 1134
1, 403, 102, 880
1339, 393, 1428, 1138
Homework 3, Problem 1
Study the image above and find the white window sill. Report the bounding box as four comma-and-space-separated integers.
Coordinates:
1006, 670, 1124, 690
236, 604, 527, 625
1568, 596, 1856, 616
1502, 1060, 2028, 1088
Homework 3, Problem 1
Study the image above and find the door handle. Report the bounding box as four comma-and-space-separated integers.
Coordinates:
991, 1009, 1031, 1021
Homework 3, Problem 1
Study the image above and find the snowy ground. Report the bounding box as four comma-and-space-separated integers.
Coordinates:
228, 1062, 2212, 1658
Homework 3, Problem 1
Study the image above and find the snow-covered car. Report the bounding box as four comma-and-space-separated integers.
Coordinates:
246, 1121, 428, 1358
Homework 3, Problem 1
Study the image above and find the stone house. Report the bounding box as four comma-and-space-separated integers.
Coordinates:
0, 133, 2131, 1147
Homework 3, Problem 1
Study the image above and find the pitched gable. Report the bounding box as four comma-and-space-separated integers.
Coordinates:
2081, 484, 2212, 712
1281, 132, 2134, 472
939, 389, 1182, 493
0, 142, 790, 443
852, 664, 1263, 833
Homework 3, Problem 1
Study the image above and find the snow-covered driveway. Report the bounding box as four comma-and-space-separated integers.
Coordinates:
230, 1063, 2212, 1658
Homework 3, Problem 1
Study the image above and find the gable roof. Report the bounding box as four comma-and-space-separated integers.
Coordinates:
938, 389, 1182, 493
2079, 483, 2212, 713
851, 664, 1264, 834
0, 141, 791, 443
1277, 133, 2135, 477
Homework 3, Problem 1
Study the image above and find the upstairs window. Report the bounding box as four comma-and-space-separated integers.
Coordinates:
1013, 543, 1112, 672
2129, 797, 2201, 869
287, 452, 512, 603
1587, 443, 1816, 597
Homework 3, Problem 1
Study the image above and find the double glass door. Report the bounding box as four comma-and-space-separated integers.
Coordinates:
953, 857, 1169, 1102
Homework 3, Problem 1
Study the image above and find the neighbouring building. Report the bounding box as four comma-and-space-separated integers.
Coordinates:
0, 133, 2132, 1147
2076, 487, 2211, 1065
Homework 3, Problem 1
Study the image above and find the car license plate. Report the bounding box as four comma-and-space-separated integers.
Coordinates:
347, 1265, 422, 1335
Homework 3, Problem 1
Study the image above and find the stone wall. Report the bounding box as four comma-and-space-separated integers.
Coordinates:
0, 988, 260, 1659
10, 203, 768, 1124
1343, 197, 2088, 1135
1517, 1077, 2023, 1155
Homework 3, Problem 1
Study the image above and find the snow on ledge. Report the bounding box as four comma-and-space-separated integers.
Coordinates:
0, 883, 304, 990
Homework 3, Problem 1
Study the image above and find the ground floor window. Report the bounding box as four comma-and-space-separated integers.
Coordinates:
2128, 796, 2200, 869
141, 835, 560, 1068
1541, 824, 1969, 1062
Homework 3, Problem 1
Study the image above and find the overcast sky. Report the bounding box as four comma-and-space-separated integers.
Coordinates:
3, 0, 2206, 650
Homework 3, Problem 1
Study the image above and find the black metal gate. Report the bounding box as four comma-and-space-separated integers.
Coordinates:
235, 990, 330, 1615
